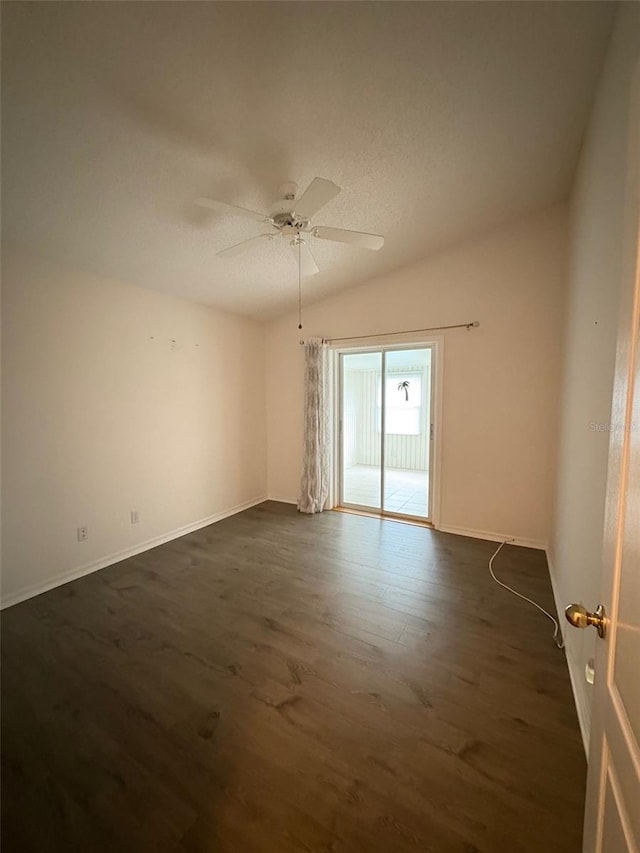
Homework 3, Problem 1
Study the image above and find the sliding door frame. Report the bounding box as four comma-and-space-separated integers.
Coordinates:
333, 338, 444, 527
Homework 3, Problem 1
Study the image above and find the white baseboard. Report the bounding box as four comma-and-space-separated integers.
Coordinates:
267, 495, 298, 505
436, 523, 547, 551
1, 495, 267, 610
546, 549, 591, 757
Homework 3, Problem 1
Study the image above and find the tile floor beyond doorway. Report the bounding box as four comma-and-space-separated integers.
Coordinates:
342, 464, 429, 516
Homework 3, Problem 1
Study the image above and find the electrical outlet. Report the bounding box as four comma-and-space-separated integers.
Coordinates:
130, 510, 140, 524
77, 526, 88, 542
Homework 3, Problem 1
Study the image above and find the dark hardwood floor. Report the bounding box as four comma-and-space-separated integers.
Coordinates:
1, 501, 586, 852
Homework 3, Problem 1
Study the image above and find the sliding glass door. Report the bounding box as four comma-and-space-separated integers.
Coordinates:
382, 348, 431, 518
339, 345, 433, 521
341, 351, 382, 509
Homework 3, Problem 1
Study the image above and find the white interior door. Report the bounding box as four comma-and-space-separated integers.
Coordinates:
575, 85, 640, 853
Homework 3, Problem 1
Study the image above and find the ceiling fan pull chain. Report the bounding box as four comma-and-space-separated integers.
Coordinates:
298, 236, 303, 330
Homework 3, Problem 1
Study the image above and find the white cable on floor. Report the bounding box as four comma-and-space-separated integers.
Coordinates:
489, 540, 564, 649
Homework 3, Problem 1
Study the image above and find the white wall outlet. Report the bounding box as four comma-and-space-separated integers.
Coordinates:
130, 510, 140, 524
77, 526, 88, 542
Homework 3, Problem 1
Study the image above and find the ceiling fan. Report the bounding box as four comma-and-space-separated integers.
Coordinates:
195, 178, 385, 276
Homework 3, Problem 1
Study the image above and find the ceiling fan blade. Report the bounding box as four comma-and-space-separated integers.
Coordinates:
312, 225, 384, 251
291, 239, 319, 276
195, 196, 268, 223
217, 234, 274, 257
294, 178, 341, 219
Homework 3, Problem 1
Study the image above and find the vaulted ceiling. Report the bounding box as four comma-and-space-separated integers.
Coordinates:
2, 2, 615, 319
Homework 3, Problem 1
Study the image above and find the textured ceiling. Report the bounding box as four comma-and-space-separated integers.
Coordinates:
2, 2, 615, 319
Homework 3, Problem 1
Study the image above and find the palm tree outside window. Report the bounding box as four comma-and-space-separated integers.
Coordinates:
377, 373, 422, 435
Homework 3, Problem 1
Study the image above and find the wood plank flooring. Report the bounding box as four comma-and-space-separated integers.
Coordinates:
1, 501, 586, 852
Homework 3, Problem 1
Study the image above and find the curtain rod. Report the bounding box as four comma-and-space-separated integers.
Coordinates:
299, 320, 479, 345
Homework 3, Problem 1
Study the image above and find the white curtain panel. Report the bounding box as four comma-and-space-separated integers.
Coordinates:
298, 338, 330, 514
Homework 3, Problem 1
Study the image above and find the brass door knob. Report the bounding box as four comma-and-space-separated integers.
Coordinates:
565, 603, 607, 639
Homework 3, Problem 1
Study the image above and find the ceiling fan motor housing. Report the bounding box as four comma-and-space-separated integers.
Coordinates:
269, 182, 311, 231
279, 180, 298, 200
270, 212, 311, 231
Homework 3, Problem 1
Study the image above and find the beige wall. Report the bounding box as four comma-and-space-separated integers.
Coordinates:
266, 205, 568, 547
1, 252, 266, 605
549, 3, 640, 750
